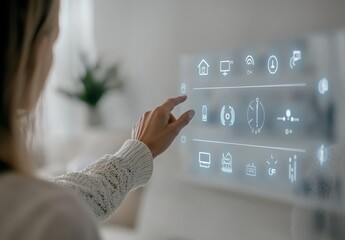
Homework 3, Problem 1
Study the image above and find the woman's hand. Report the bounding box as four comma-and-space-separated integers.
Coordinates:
132, 95, 195, 159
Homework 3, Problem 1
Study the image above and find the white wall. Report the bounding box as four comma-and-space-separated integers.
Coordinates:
43, 0, 97, 134
93, 0, 345, 129
94, 1, 178, 128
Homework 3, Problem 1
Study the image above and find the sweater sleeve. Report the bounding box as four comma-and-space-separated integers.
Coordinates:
53, 139, 153, 221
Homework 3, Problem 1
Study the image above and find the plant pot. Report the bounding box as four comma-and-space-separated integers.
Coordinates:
88, 106, 102, 127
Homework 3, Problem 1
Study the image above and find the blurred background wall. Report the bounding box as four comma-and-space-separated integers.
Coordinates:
46, 0, 345, 134
93, 0, 345, 129
42, 0, 345, 239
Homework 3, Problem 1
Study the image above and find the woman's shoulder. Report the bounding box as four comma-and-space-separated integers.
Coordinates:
0, 172, 80, 211
0, 173, 100, 240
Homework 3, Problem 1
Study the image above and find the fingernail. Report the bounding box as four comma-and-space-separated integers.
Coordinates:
188, 110, 195, 120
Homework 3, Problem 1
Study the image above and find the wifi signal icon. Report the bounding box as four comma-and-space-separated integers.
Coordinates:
245, 55, 255, 65
245, 55, 255, 75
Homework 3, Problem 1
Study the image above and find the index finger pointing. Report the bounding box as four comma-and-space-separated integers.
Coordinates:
161, 95, 187, 112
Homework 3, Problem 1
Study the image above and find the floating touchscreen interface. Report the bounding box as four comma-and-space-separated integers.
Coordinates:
179, 30, 345, 208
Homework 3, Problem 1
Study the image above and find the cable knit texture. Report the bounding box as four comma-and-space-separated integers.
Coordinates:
54, 139, 153, 221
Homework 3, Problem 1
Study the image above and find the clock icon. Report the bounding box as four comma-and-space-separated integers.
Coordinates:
247, 98, 265, 134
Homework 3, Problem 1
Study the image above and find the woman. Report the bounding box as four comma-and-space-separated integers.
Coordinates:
0, 0, 195, 239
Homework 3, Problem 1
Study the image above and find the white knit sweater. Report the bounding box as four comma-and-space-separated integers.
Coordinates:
0, 139, 153, 240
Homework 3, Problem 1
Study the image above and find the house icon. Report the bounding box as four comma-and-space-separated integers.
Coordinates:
198, 59, 210, 76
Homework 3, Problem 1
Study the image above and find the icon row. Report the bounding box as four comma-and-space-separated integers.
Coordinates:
197, 51, 302, 76
201, 99, 301, 135
198, 151, 298, 183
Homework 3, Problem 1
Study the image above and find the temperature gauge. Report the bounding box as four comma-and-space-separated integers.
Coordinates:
247, 98, 265, 134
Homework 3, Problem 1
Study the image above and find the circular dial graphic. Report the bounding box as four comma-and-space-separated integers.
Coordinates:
247, 98, 265, 134
220, 106, 235, 126
268, 55, 278, 74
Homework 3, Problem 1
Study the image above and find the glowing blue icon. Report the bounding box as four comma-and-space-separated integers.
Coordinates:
220, 60, 233, 76
245, 55, 255, 66
221, 152, 233, 173
267, 155, 278, 176
202, 105, 208, 122
318, 78, 329, 95
180, 135, 187, 144
290, 50, 301, 69
268, 167, 276, 176
317, 145, 328, 166
245, 55, 255, 75
268, 55, 278, 74
180, 83, 187, 94
247, 98, 265, 134
199, 152, 211, 168
288, 155, 297, 183
220, 106, 235, 126
277, 109, 300, 135
246, 163, 256, 177
277, 109, 300, 123
285, 129, 293, 135
198, 59, 209, 76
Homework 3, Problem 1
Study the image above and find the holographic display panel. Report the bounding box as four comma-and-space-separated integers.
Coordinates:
179, 30, 345, 208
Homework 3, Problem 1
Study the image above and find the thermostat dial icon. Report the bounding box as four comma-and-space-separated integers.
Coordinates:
268, 55, 278, 74
247, 98, 265, 134
220, 106, 235, 126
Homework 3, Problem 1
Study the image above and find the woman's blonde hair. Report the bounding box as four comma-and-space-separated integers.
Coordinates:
0, 0, 56, 173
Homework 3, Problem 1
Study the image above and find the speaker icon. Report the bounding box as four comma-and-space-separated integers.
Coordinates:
220, 106, 235, 126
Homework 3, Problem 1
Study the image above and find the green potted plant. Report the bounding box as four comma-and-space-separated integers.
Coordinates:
59, 55, 124, 126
